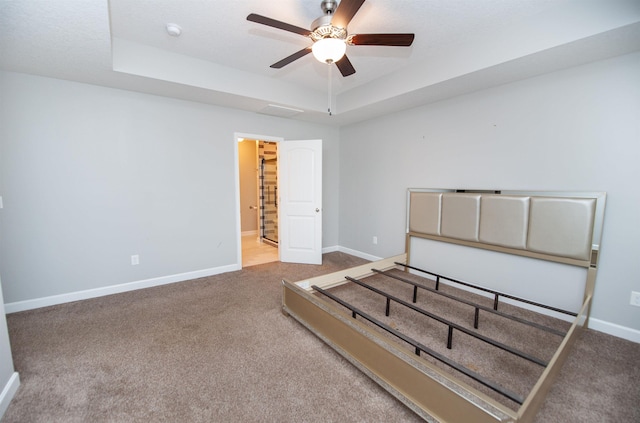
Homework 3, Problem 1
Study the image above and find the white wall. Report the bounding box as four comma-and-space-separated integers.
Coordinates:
338, 52, 640, 337
0, 71, 340, 306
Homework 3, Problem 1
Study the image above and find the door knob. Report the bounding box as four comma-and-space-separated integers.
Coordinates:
316, 208, 320, 212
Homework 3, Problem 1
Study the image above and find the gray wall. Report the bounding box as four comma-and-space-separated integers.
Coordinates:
338, 52, 640, 334
0, 71, 340, 304
1, 51, 639, 337
0, 276, 17, 416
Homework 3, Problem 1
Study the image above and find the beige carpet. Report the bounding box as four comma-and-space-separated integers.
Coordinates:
2, 252, 640, 422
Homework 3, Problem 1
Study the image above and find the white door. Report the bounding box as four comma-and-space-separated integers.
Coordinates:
279, 139, 322, 264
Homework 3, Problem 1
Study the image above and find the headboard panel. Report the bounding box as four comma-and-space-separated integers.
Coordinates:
408, 190, 605, 268
478, 195, 529, 249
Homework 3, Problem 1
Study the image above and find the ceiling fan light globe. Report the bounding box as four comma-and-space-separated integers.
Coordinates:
312, 38, 346, 63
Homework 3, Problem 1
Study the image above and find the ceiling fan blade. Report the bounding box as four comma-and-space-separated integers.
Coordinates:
335, 55, 356, 77
270, 47, 312, 69
331, 0, 366, 29
350, 33, 415, 46
247, 13, 311, 37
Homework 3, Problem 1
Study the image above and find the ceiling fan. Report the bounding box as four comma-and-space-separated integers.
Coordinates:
247, 0, 415, 77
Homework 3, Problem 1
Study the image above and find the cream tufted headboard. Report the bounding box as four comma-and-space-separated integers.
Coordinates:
407, 189, 606, 269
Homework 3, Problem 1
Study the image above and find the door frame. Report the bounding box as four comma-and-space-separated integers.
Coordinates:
234, 132, 284, 267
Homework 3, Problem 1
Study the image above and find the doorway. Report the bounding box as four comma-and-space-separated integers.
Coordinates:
237, 135, 280, 267
235, 134, 323, 268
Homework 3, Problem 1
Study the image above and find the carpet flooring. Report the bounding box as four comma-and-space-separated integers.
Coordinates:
2, 252, 639, 422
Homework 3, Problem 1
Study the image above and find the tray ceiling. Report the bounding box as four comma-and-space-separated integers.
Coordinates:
1, 0, 639, 126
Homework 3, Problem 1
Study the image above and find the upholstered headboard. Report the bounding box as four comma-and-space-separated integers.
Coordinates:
407, 190, 606, 268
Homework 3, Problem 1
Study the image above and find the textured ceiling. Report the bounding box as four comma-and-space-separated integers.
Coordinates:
1, 0, 640, 126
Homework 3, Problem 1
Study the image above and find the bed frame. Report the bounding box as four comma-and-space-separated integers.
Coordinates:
282, 189, 606, 423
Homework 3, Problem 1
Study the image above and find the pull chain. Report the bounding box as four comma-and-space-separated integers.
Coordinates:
328, 62, 332, 116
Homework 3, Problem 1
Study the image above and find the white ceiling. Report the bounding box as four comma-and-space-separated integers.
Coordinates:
1, 0, 640, 126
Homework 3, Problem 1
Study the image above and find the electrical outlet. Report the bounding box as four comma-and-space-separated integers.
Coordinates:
131, 255, 140, 266
373, 236, 378, 245
630, 291, 640, 307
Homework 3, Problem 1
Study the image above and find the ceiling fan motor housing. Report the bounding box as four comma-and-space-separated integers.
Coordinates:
312, 0, 347, 38
312, 0, 347, 41
310, 21, 347, 42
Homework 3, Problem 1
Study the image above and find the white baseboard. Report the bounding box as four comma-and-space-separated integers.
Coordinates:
322, 245, 339, 254
4, 264, 241, 314
588, 317, 640, 343
0, 372, 20, 419
336, 246, 383, 262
